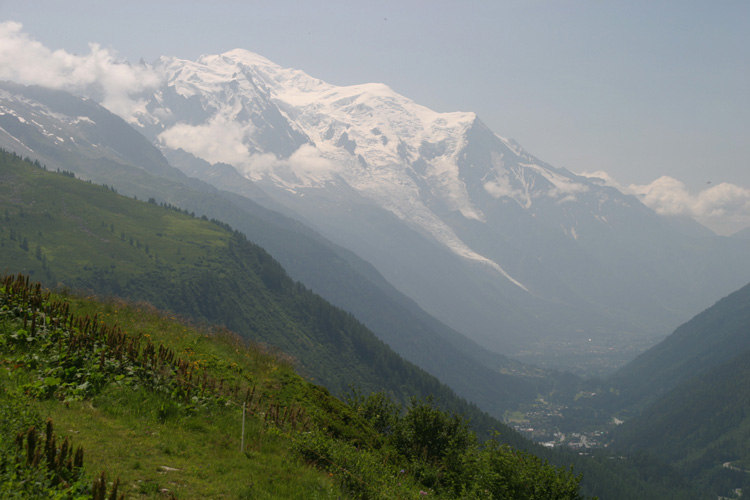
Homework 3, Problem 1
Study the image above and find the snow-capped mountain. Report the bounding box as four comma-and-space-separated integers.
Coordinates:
134, 50, 529, 288
133, 52, 600, 285
7, 48, 746, 365
119, 49, 750, 361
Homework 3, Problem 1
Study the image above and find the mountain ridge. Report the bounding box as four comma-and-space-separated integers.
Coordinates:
0, 148, 712, 500
0, 151, 525, 442
0, 101, 720, 500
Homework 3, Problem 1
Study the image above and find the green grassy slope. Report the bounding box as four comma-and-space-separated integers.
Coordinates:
0, 276, 353, 498
0, 274, 589, 499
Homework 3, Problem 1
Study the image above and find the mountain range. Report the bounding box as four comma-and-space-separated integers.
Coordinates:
0, 150, 519, 444
4, 51, 750, 373
128, 49, 750, 367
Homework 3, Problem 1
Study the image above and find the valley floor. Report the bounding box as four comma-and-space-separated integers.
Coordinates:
512, 333, 663, 377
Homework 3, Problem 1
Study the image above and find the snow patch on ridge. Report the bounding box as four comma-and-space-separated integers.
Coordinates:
481, 151, 590, 208
522, 163, 589, 203
362, 175, 528, 292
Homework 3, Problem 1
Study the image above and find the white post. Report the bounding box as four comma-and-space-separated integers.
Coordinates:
241, 402, 246, 452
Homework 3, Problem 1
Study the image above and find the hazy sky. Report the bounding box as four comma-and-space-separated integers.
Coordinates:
1, 1, 748, 234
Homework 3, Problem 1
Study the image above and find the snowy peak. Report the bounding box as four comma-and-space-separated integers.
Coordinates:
157, 49, 288, 99
141, 52, 311, 164
138, 50, 490, 216
139, 49, 480, 186
130, 49, 645, 294
208, 48, 279, 68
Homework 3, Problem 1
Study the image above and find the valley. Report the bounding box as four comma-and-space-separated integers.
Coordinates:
0, 148, 731, 500
508, 396, 610, 450
512, 332, 662, 378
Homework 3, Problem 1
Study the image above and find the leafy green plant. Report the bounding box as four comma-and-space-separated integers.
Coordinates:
1, 273, 348, 498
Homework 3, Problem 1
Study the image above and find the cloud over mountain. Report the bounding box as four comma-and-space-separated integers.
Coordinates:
158, 113, 254, 167
0, 21, 159, 121
582, 170, 750, 235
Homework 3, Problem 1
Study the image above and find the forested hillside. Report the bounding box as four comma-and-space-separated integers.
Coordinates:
608, 281, 750, 413
611, 346, 750, 496
602, 282, 750, 497
0, 149, 514, 443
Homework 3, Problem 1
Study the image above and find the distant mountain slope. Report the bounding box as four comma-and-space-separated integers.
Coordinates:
0, 81, 561, 417
126, 49, 750, 366
732, 226, 750, 240
610, 346, 750, 497
608, 281, 750, 412
0, 81, 176, 180
596, 280, 750, 498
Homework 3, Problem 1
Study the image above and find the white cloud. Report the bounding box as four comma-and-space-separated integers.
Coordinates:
288, 144, 338, 176
234, 145, 340, 184
629, 176, 692, 216
578, 170, 627, 191
240, 153, 281, 180
158, 113, 340, 184
580, 171, 750, 235
0, 21, 160, 122
159, 114, 254, 167
483, 171, 519, 199
692, 183, 750, 218
629, 176, 750, 221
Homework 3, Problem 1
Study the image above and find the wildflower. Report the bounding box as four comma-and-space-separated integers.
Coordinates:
419, 491, 428, 496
